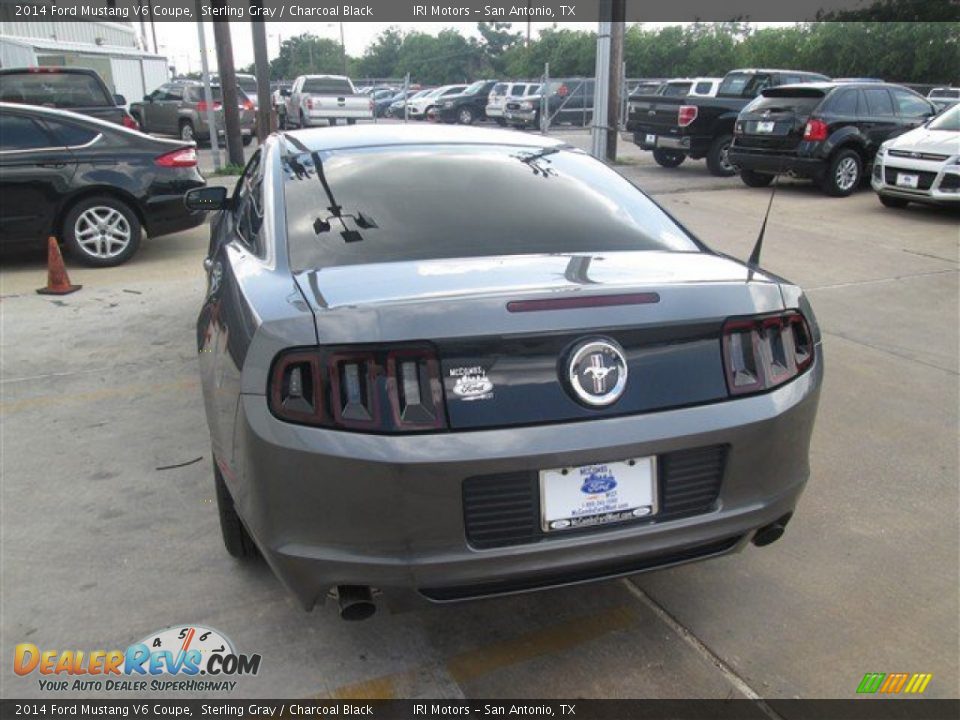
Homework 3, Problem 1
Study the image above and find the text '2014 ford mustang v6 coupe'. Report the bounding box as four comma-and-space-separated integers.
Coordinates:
190, 125, 822, 620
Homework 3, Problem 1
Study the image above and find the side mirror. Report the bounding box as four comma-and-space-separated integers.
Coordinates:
280, 88, 291, 97
114, 93, 127, 106
185, 186, 228, 212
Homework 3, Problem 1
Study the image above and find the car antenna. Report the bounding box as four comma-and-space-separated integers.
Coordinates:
746, 162, 784, 283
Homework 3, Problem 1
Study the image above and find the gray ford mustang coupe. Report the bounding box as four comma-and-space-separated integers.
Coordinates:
191, 125, 822, 620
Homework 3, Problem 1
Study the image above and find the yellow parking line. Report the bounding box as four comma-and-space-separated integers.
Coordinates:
323, 603, 637, 700
445, 604, 637, 685
0, 377, 198, 414
332, 673, 399, 700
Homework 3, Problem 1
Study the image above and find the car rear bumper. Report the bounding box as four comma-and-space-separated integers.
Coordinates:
631, 128, 710, 156
871, 160, 960, 204
225, 354, 822, 609
729, 148, 825, 178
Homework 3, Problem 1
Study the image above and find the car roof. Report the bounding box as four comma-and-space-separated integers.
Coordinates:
765, 81, 919, 94
279, 124, 567, 154
299, 74, 350, 80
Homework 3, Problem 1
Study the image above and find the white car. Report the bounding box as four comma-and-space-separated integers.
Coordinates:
871, 103, 960, 208
407, 85, 467, 120
486, 82, 540, 125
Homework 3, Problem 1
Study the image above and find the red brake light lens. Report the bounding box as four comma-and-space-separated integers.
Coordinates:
154, 147, 197, 168
122, 113, 139, 130
803, 118, 828, 141
722, 311, 815, 396
269, 345, 447, 433
242, 99, 254, 111
678, 105, 698, 127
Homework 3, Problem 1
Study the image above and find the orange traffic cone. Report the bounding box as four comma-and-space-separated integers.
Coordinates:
36, 237, 81, 295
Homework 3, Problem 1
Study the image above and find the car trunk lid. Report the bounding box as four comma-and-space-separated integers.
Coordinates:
293, 251, 785, 429
735, 88, 826, 152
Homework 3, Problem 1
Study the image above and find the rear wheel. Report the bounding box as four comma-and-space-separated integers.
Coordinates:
495, 117, 507, 126
214, 459, 257, 560
347, 118, 357, 125
329, 118, 338, 127
300, 111, 310, 128
706, 134, 736, 176
62, 195, 141, 267
457, 107, 475, 125
740, 169, 774, 188
821, 149, 861, 197
652, 149, 686, 168
179, 120, 195, 143
879, 194, 909, 208
241, 135, 253, 146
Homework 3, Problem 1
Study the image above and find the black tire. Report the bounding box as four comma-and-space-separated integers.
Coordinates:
214, 460, 258, 560
821, 149, 862, 197
495, 117, 507, 126
457, 106, 475, 125
62, 194, 141, 267
329, 118, 338, 127
740, 169, 774, 187
879, 194, 909, 208
300, 111, 310, 128
706, 134, 736, 176
347, 118, 357, 125
179, 120, 195, 143
652, 149, 686, 168
241, 135, 253, 146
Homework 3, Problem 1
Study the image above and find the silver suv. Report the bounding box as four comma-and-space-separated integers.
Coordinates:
130, 81, 255, 145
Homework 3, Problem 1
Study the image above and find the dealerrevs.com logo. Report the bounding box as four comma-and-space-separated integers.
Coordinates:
14, 625, 261, 692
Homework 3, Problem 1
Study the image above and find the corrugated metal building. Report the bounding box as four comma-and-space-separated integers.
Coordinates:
0, 18, 168, 106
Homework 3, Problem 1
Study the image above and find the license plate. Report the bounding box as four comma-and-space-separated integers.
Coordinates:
645, 133, 657, 145
540, 457, 657, 532
756, 120, 775, 133
896, 173, 919, 189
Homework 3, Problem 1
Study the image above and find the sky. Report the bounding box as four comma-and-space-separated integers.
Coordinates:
152, 21, 794, 75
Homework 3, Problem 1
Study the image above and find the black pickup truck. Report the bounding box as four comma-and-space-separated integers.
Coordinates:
627, 68, 829, 176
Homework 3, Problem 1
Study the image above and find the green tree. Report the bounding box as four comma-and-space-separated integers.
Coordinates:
477, 22, 523, 74
270, 34, 347, 80
354, 26, 404, 80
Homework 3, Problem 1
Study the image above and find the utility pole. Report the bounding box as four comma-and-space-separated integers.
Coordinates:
340, 22, 347, 75
250, 0, 274, 139
212, 3, 245, 166
195, 1, 220, 170
605, 0, 625, 162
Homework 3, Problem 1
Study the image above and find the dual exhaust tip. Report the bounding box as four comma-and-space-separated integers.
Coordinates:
752, 513, 793, 547
336, 585, 376, 621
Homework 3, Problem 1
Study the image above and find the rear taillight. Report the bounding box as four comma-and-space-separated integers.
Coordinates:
722, 311, 814, 396
154, 147, 197, 168
678, 105, 698, 127
269, 345, 447, 433
122, 113, 139, 130
306, 98, 314, 109
803, 118, 828, 141
195, 100, 221, 112
242, 99, 254, 111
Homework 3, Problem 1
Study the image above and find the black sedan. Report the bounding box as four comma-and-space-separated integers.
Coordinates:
0, 102, 207, 266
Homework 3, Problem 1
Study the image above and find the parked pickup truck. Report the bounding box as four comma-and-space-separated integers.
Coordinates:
627, 68, 829, 176
283, 75, 373, 128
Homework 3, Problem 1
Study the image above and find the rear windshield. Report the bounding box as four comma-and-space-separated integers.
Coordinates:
302, 78, 353, 94
0, 71, 112, 108
718, 72, 774, 99
186, 86, 223, 102
661, 82, 692, 98
930, 88, 959, 99
745, 90, 825, 114
284, 144, 699, 272
236, 77, 258, 94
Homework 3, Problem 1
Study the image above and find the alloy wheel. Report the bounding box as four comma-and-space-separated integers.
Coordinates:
835, 157, 859, 191
73, 206, 132, 260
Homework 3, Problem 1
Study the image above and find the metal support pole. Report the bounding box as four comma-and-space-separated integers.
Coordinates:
540, 62, 549, 134
250, 0, 273, 139
212, 5, 245, 167
195, 3, 220, 171
403, 73, 410, 124
605, 0, 625, 162
591, 10, 612, 160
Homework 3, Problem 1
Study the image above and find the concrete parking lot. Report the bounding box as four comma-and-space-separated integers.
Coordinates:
1, 125, 957, 701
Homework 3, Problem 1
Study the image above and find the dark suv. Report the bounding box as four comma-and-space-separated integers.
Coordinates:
730, 82, 937, 196
436, 80, 499, 125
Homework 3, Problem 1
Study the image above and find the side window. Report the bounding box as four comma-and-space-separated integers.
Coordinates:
0, 114, 57, 151
891, 88, 933, 119
695, 81, 713, 95
167, 85, 184, 102
234, 150, 264, 254
829, 89, 859, 116
864, 88, 895, 117
41, 118, 99, 147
